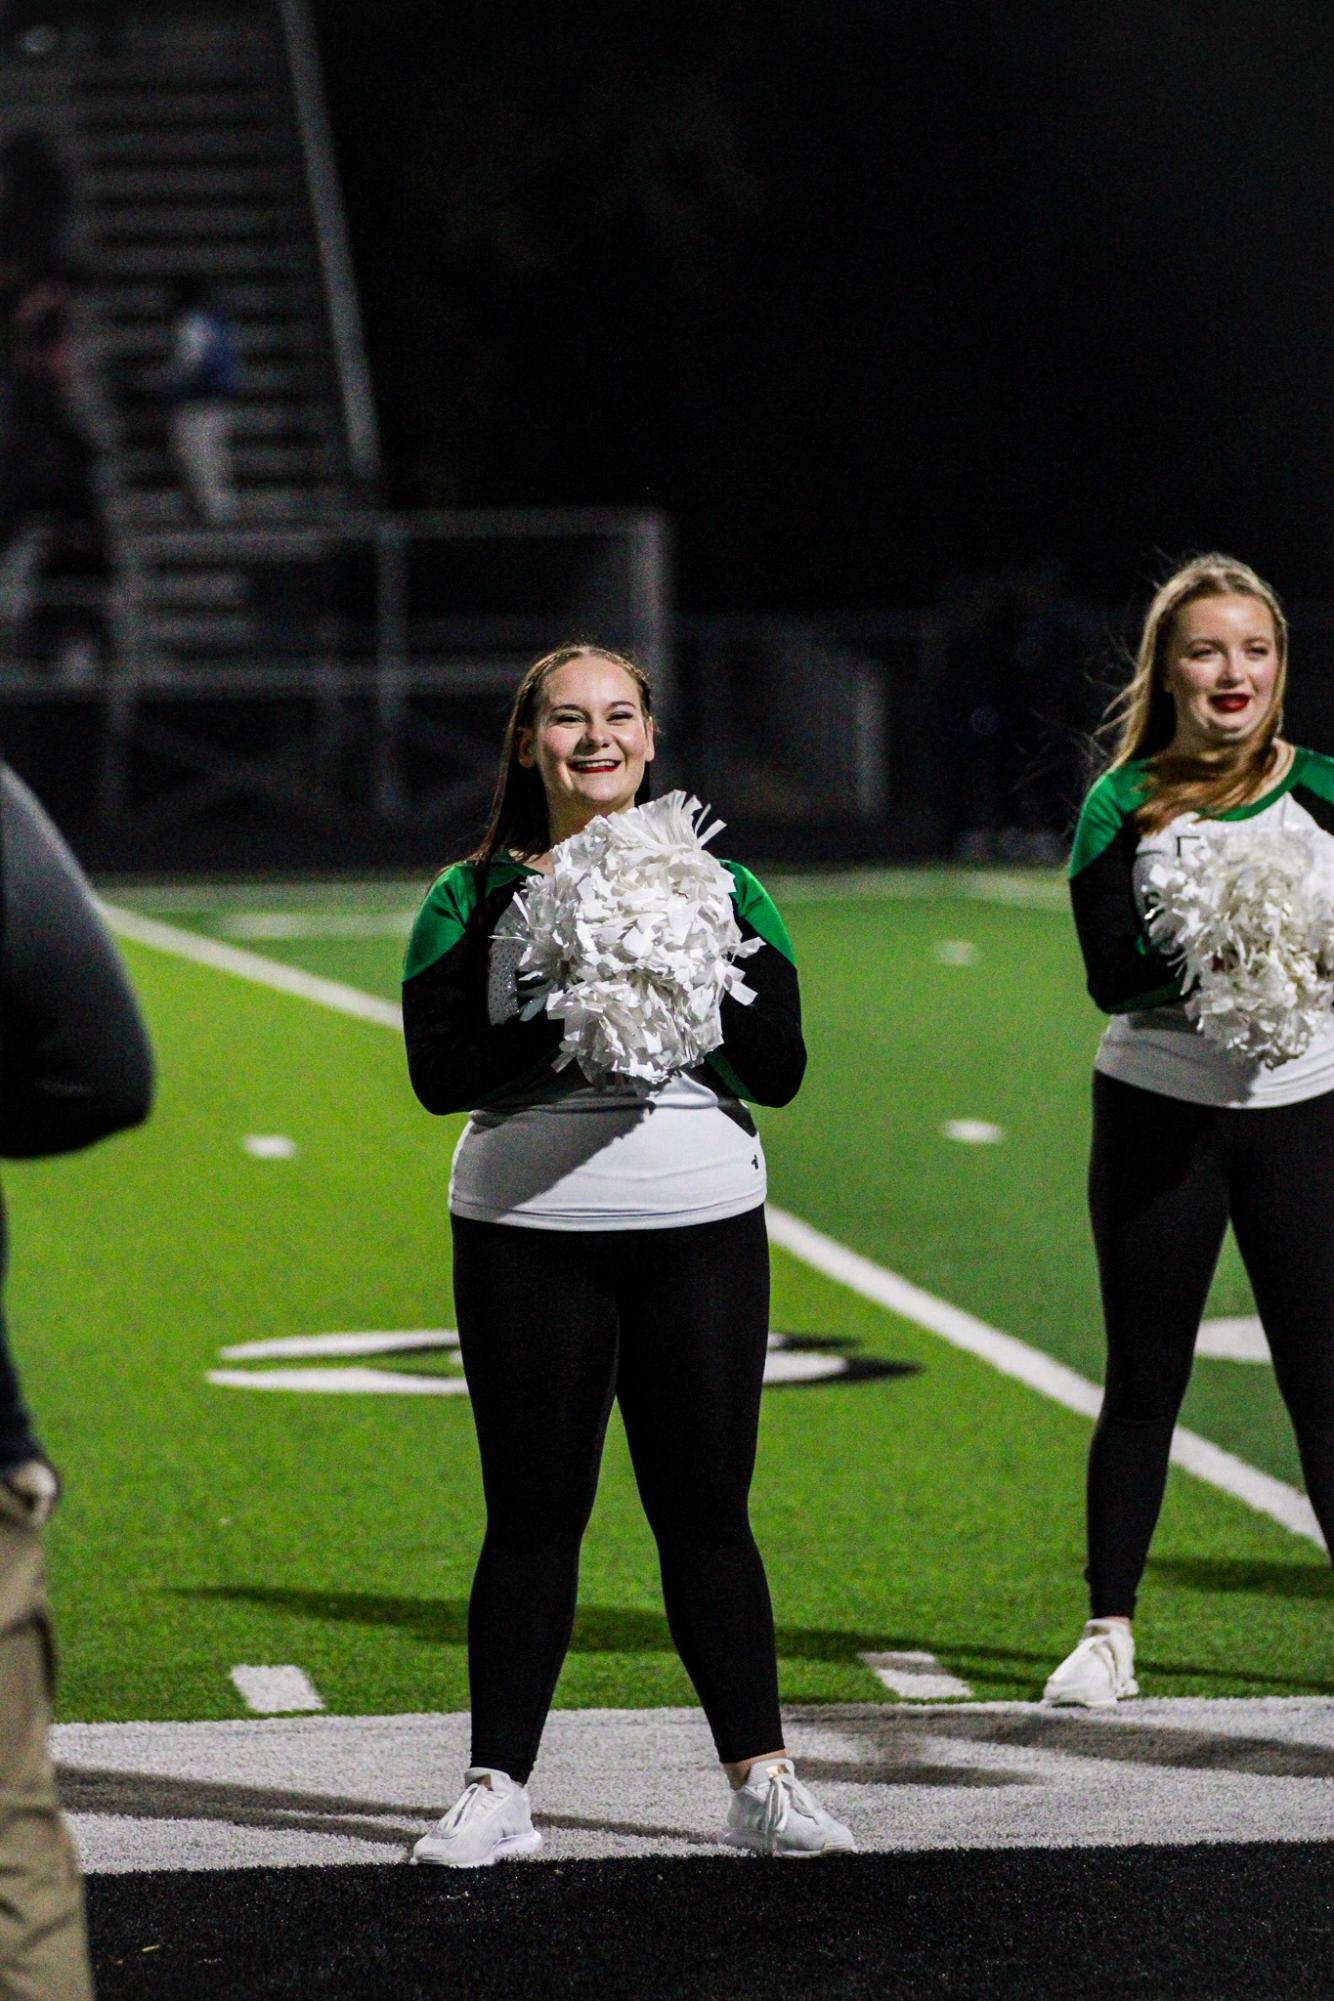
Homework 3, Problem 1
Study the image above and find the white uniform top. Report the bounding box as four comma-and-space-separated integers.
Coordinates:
448, 923, 766, 1231
449, 1065, 766, 1231
1095, 786, 1334, 1108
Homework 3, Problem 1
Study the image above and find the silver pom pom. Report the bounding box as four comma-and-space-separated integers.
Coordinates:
505, 792, 762, 1088
1145, 824, 1334, 1067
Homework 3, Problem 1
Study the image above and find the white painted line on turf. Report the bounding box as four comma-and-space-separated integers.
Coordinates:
941, 1119, 1005, 1144
106, 907, 1323, 1552
860, 1651, 975, 1700
55, 1699, 1334, 1871
765, 1205, 1326, 1550
242, 1133, 298, 1160
101, 905, 401, 1030
219, 912, 414, 939
933, 939, 979, 965
766, 869, 1067, 909
1197, 1317, 1270, 1363
229, 1666, 324, 1714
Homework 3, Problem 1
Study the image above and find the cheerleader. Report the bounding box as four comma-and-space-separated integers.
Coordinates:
402, 644, 854, 1861
1047, 555, 1334, 1706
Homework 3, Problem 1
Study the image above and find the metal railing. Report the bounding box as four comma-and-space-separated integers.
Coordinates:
0, 505, 675, 862
4, 554, 1332, 872
277, 0, 380, 491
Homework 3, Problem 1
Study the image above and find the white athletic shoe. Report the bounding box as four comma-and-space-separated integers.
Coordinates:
722, 1758, 857, 1857
1043, 1620, 1138, 1708
410, 1768, 542, 1868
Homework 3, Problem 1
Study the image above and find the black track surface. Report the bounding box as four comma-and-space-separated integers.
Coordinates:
87, 1843, 1334, 1998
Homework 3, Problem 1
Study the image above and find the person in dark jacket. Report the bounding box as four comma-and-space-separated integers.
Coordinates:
0, 762, 153, 1997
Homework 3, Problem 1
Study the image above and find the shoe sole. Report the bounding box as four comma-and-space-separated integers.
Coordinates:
1042, 1680, 1139, 1709
721, 1830, 857, 1858
410, 1829, 543, 1868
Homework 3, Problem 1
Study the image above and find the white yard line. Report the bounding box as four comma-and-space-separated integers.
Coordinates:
107, 906, 1325, 1553
103, 905, 401, 1029
109, 869, 1069, 921
766, 1207, 1324, 1550
219, 912, 415, 939
767, 868, 1068, 909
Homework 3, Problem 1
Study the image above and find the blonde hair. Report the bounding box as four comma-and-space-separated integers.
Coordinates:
1105, 554, 1288, 834
467, 642, 654, 867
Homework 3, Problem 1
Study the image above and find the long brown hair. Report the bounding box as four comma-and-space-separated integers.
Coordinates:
467, 643, 655, 868
1103, 554, 1289, 834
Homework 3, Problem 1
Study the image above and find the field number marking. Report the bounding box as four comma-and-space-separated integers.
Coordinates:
108, 906, 1324, 1552
208, 1330, 877, 1395
230, 1665, 324, 1713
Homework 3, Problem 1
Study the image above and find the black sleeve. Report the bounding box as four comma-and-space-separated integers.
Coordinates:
402, 913, 565, 1117
710, 919, 807, 1107
1068, 820, 1182, 1015
0, 767, 154, 1158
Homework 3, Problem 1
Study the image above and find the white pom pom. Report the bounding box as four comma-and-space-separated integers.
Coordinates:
506, 792, 762, 1088
1145, 824, 1334, 1067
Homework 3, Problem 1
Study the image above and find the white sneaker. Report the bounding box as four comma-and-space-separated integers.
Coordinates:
722, 1758, 857, 1857
410, 1768, 542, 1868
1043, 1620, 1138, 1708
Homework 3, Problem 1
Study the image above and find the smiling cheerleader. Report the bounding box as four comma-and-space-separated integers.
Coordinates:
401, 644, 855, 1863
1047, 556, 1334, 1708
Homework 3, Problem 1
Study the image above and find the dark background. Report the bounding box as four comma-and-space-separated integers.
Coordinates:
314, 0, 1334, 617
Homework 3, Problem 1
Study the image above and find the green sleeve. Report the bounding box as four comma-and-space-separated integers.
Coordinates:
723, 862, 796, 963
1068, 764, 1147, 880
402, 864, 480, 982
1293, 746, 1334, 807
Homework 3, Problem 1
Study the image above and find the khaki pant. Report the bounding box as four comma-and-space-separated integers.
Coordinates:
0, 1511, 92, 2001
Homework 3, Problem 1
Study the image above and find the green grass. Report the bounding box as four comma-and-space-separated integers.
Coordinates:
3, 872, 1327, 1725
155, 876, 1294, 1482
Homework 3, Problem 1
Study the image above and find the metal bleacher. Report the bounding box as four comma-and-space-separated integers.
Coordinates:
75, 1, 368, 674
0, 5, 671, 870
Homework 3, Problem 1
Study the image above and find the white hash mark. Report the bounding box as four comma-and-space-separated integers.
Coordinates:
859, 1651, 975, 1700
243, 1134, 298, 1159
230, 1665, 324, 1713
941, 1119, 1004, 1145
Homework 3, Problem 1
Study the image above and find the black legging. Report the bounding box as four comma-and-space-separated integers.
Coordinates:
450, 1205, 782, 1781
1087, 1071, 1334, 1616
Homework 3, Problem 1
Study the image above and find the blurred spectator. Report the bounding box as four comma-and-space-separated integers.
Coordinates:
166, 275, 241, 525
0, 131, 112, 677
0, 763, 154, 1999
937, 566, 1075, 861
0, 263, 111, 678
0, 134, 72, 281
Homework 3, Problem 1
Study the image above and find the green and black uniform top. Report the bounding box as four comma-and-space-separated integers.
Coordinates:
402, 854, 804, 1231
1068, 744, 1334, 1108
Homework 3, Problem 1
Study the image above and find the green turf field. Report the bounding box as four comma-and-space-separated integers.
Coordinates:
7, 870, 1330, 1723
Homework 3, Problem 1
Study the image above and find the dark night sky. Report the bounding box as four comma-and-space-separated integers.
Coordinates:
315, 0, 1334, 614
